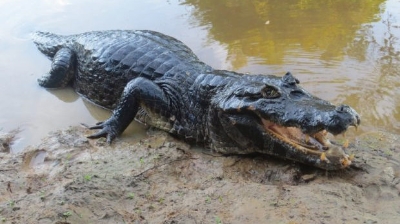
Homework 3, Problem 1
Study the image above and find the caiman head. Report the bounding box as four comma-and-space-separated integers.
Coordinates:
209, 72, 360, 170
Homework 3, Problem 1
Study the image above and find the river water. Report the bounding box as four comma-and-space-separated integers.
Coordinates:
0, 0, 399, 152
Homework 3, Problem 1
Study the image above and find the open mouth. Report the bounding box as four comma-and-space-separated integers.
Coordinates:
262, 120, 331, 152
261, 119, 356, 167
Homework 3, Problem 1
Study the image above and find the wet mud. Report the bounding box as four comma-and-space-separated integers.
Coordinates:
0, 126, 399, 223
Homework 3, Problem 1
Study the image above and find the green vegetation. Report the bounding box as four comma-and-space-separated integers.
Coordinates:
127, 193, 135, 199
84, 174, 92, 181
215, 216, 223, 224
7, 200, 15, 208
205, 196, 211, 204
62, 211, 72, 220
39, 191, 46, 201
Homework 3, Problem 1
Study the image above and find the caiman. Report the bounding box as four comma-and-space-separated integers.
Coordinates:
32, 30, 360, 170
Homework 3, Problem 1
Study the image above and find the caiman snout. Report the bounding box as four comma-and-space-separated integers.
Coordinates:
336, 104, 361, 125
325, 104, 360, 135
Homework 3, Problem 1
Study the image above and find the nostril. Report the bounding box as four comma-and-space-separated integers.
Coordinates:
290, 90, 305, 99
336, 105, 348, 113
336, 105, 361, 125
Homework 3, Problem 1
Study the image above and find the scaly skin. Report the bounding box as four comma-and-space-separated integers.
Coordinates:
33, 30, 360, 170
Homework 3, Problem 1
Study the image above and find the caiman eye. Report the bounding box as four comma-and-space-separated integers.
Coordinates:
261, 86, 280, 98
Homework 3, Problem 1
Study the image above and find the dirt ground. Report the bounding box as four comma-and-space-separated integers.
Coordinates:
0, 126, 399, 224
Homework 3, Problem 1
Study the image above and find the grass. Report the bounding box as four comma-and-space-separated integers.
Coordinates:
205, 196, 211, 204
62, 211, 72, 220
215, 216, 223, 224
7, 200, 15, 208
127, 193, 135, 199
39, 191, 46, 201
84, 174, 92, 181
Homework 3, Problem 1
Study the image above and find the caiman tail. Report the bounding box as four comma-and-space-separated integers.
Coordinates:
31, 31, 69, 59
32, 31, 75, 88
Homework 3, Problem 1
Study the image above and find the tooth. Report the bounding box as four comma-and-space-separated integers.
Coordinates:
325, 139, 331, 146
341, 158, 351, 167
320, 152, 327, 161
343, 139, 349, 148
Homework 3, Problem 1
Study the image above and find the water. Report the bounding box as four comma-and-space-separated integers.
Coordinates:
0, 0, 399, 152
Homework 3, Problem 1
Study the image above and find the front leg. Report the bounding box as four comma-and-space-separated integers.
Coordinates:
87, 77, 169, 143
38, 48, 76, 88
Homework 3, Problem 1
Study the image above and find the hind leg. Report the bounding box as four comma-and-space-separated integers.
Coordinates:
38, 48, 76, 88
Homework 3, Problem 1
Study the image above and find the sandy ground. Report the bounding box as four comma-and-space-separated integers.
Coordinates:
0, 126, 399, 224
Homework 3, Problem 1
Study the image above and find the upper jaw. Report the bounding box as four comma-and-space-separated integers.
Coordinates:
282, 104, 361, 136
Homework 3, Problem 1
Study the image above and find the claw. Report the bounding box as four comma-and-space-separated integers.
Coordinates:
343, 139, 349, 148
87, 121, 105, 130
106, 135, 113, 144
87, 129, 108, 139
80, 123, 90, 128
84, 119, 119, 144
89, 124, 103, 130
320, 152, 327, 161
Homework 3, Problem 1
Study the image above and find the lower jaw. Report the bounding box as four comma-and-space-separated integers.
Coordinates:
268, 136, 352, 170
261, 121, 353, 170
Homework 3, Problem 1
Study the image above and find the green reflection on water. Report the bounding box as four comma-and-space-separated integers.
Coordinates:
182, 0, 385, 68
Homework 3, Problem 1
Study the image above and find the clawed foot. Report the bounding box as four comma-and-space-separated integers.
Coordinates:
84, 119, 120, 144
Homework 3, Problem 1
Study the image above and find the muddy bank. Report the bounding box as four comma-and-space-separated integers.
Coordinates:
0, 126, 399, 223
